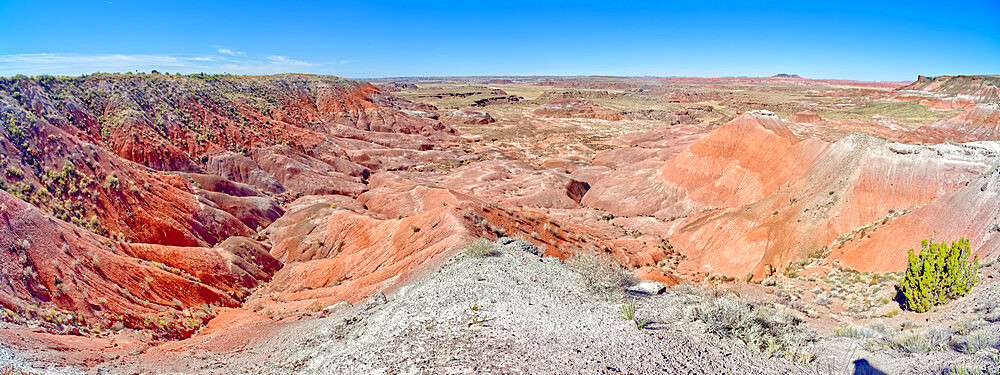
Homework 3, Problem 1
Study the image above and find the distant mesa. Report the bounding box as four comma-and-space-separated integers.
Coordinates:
772, 73, 801, 78
898, 74, 1000, 92
897, 75, 1000, 104
376, 82, 419, 92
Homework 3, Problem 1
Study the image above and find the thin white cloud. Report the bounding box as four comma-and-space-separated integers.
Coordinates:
0, 52, 336, 76
216, 48, 246, 57
265, 55, 316, 66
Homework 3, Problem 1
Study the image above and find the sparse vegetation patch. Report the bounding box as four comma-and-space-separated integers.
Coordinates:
681, 295, 814, 361
464, 238, 501, 258
568, 249, 635, 293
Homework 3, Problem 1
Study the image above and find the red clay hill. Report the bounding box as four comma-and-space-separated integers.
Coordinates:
0, 74, 670, 347
0, 73, 468, 337
2, 73, 1000, 371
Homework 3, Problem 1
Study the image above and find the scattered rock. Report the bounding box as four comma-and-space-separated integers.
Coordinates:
445, 108, 496, 124
503, 239, 540, 256
496, 237, 517, 245
748, 109, 777, 117
627, 281, 667, 295
323, 301, 353, 314
366, 292, 388, 308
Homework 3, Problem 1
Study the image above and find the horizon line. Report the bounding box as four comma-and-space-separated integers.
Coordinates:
0, 71, 935, 83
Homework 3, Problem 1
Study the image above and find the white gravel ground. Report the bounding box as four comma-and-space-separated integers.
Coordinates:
5, 244, 999, 374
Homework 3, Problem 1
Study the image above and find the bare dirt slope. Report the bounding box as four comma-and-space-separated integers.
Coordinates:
9, 242, 997, 374
3, 74, 1000, 374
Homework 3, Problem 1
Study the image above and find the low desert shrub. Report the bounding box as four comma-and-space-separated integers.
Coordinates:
0, 366, 41, 375
4, 167, 23, 179
900, 237, 978, 313
890, 328, 949, 354
952, 317, 985, 335
954, 327, 1000, 354
814, 292, 832, 306
463, 238, 500, 258
946, 351, 1000, 375
834, 323, 887, 339
683, 296, 811, 360
568, 249, 635, 293
104, 175, 120, 189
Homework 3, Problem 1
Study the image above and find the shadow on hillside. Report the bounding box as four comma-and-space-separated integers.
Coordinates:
852, 359, 887, 375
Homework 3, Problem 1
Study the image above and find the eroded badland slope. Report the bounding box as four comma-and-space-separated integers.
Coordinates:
1, 73, 1000, 374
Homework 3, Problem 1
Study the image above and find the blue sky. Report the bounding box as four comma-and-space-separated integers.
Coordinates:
1, 0, 997, 80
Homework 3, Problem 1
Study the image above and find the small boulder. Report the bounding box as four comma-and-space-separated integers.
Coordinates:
627, 281, 667, 295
